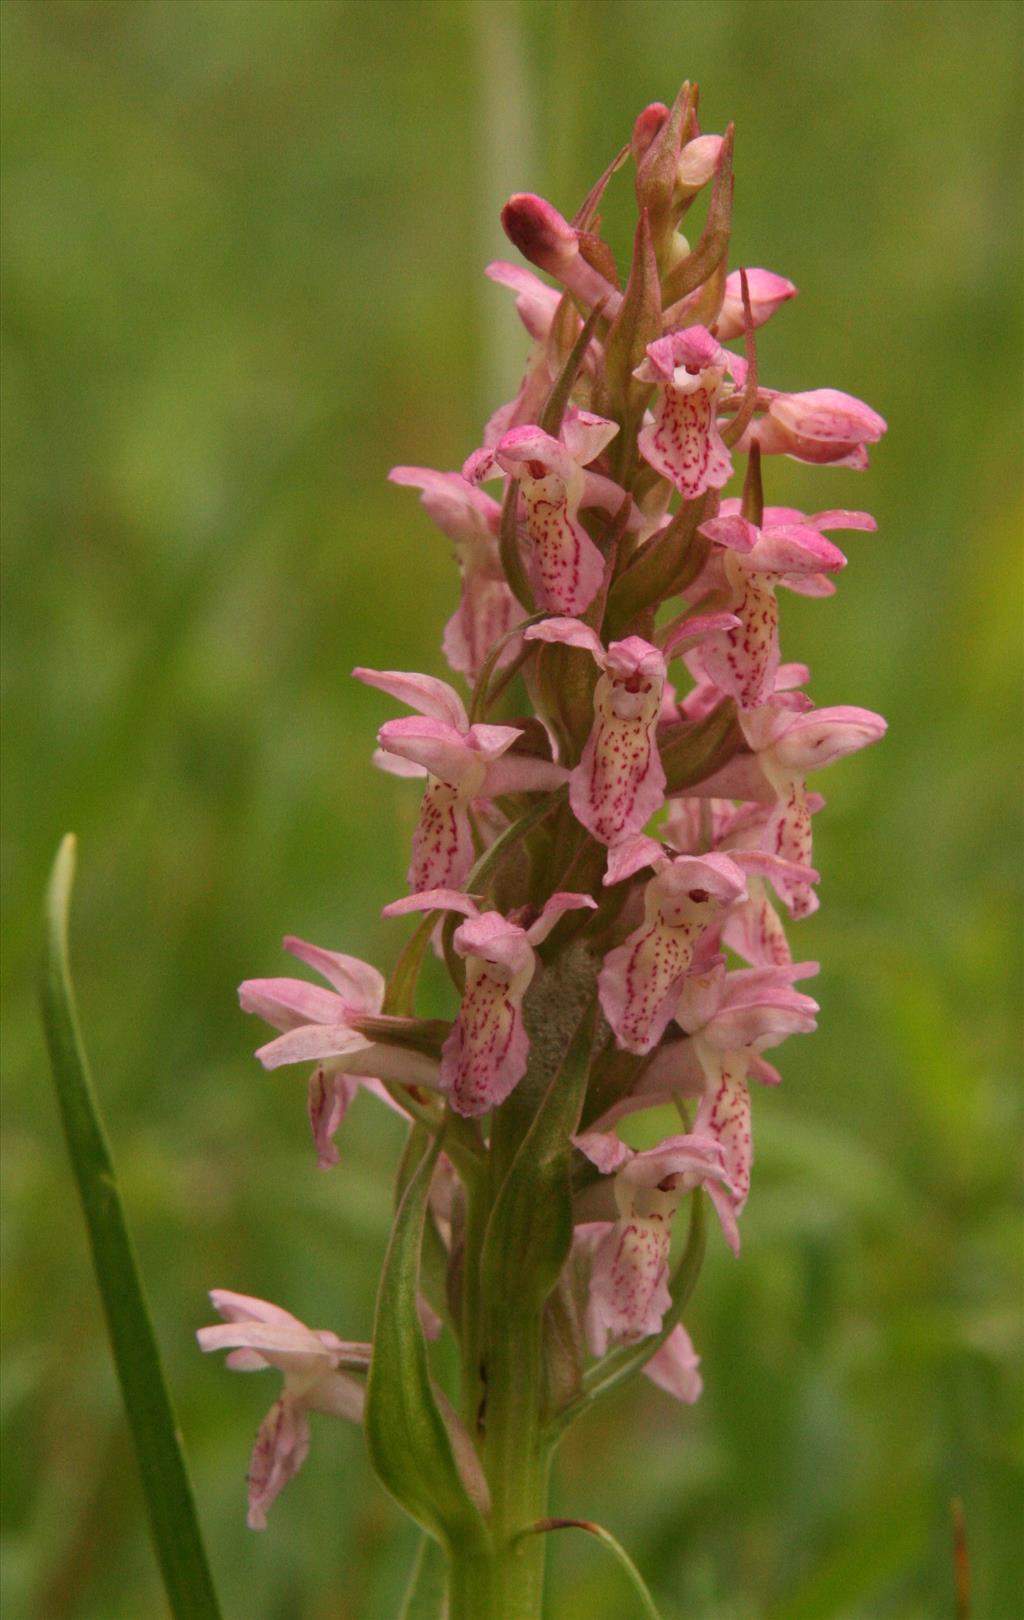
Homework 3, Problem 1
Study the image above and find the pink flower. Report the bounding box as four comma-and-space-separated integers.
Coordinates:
694, 504, 875, 710
574, 1130, 738, 1350
388, 467, 517, 682
524, 620, 668, 847
662, 796, 823, 958
683, 678, 886, 919
239, 936, 432, 1167
354, 667, 567, 893
741, 698, 887, 917
744, 387, 887, 468
382, 889, 595, 1115
715, 267, 797, 340
675, 963, 820, 1218
598, 848, 748, 1054
634, 327, 735, 499
489, 412, 622, 615
197, 1291, 370, 1529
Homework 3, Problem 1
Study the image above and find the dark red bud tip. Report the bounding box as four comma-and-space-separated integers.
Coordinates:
501, 193, 579, 274
632, 102, 670, 161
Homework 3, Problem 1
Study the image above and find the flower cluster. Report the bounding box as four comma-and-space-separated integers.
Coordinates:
201, 84, 886, 1534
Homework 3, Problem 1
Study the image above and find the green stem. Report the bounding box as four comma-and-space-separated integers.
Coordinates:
448, 1320, 552, 1619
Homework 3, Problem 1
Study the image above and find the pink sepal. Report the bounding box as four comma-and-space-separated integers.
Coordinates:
282, 936, 386, 1005
353, 666, 468, 730
388, 467, 501, 542
239, 977, 352, 1034
382, 889, 481, 921
485, 260, 564, 341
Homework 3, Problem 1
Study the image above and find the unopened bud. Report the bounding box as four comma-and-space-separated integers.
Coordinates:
632, 102, 670, 163
501, 193, 580, 276
676, 134, 723, 199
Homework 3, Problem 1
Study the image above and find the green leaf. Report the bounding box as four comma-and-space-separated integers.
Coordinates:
40, 836, 222, 1620
523, 1518, 666, 1620
365, 1128, 490, 1551
659, 699, 742, 795
539, 299, 608, 439
398, 1533, 449, 1620
482, 1000, 597, 1313
604, 492, 712, 634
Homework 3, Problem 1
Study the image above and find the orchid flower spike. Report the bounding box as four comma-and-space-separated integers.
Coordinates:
574, 1129, 738, 1352
354, 667, 567, 893
197, 1291, 370, 1529
388, 467, 518, 682
633, 326, 737, 499
238, 936, 433, 1167
382, 889, 595, 1115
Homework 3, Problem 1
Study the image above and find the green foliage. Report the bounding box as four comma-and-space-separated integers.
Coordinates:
3, 2, 1021, 1617
365, 1130, 489, 1550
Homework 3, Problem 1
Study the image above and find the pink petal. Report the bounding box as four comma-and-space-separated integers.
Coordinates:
586, 1214, 673, 1351
408, 781, 474, 892
643, 1323, 703, 1403
485, 260, 565, 340
441, 975, 531, 1116
308, 1067, 358, 1170
694, 1055, 753, 1211
246, 1398, 310, 1531
442, 573, 519, 683
700, 570, 781, 711
771, 705, 888, 772
377, 717, 485, 789
572, 1130, 633, 1175
638, 380, 733, 500
625, 1132, 730, 1191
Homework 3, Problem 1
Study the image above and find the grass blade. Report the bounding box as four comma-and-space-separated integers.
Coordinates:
40, 835, 222, 1620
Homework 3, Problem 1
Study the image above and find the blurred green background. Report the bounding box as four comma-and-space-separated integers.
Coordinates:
3, 2, 1021, 1616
